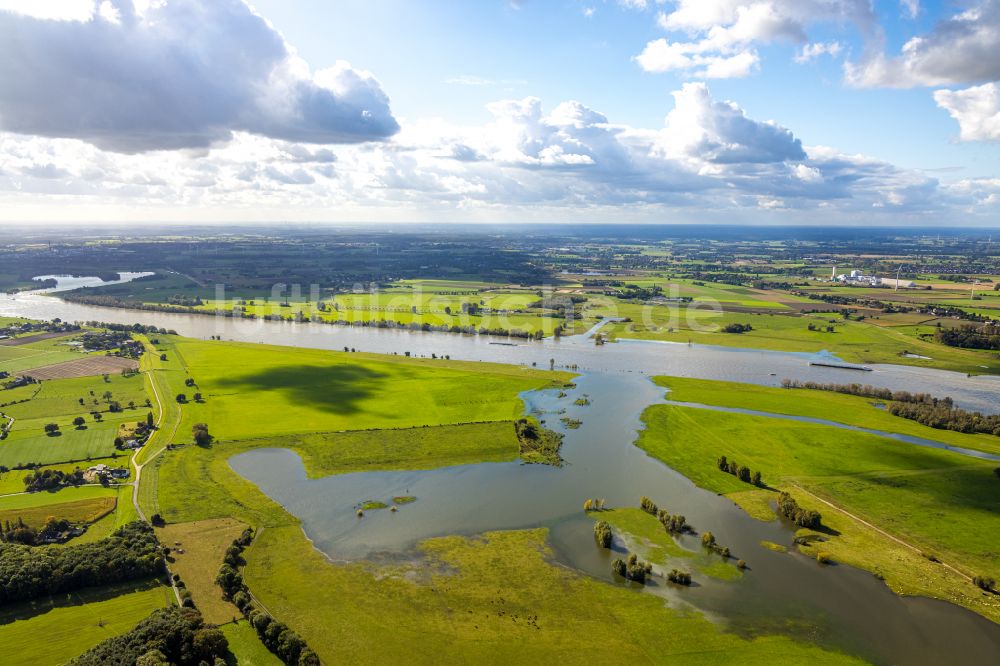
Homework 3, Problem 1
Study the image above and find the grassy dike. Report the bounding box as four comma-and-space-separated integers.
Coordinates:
135, 336, 858, 663
637, 376, 1000, 624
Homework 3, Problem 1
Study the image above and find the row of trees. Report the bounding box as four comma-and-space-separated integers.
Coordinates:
780, 379, 1000, 436
215, 528, 320, 665
716, 456, 763, 487
640, 496, 689, 534
779, 378, 949, 406
777, 492, 823, 529
0, 521, 164, 604
69, 607, 228, 666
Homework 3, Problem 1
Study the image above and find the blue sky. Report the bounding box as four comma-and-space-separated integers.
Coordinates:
251, 0, 992, 175
0, 0, 998, 224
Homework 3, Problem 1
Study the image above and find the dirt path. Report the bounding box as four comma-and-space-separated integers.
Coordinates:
131, 341, 183, 606
790, 483, 972, 582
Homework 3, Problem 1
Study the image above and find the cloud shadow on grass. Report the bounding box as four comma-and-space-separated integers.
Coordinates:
214, 363, 389, 416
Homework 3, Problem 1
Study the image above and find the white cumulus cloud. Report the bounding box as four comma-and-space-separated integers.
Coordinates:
638, 1, 872, 79
934, 83, 1000, 141
845, 0, 1000, 88
0, 0, 399, 152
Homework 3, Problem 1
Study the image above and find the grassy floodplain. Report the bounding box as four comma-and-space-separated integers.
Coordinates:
639, 376, 1000, 623
128, 335, 861, 663
663, 376, 1000, 456
603, 306, 1000, 375
244, 525, 858, 664
144, 335, 573, 526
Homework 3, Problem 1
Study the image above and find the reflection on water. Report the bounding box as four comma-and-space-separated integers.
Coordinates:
230, 373, 1000, 665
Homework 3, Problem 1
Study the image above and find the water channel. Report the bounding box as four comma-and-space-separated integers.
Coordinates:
3, 276, 1000, 664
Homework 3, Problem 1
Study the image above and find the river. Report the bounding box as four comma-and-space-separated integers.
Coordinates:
3, 275, 1000, 664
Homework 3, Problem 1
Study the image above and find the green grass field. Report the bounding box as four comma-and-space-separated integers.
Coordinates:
162, 336, 569, 442
637, 378, 1000, 622
0, 580, 172, 666
221, 620, 283, 666
243, 525, 857, 664
660, 376, 1000, 456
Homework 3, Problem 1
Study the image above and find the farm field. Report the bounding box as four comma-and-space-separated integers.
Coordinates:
0, 371, 151, 467
155, 518, 246, 624
16, 355, 139, 380
0, 580, 173, 666
637, 379, 1000, 622
0, 494, 115, 529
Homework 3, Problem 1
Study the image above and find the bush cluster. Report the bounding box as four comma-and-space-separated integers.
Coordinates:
700, 531, 731, 558
593, 520, 612, 548
973, 575, 996, 593
656, 508, 688, 534
666, 569, 692, 585
612, 553, 651, 583
777, 492, 822, 529
22, 467, 84, 491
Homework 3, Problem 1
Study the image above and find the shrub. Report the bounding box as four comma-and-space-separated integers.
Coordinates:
816, 552, 833, 565
667, 569, 692, 585
736, 559, 747, 570
701, 531, 715, 548
593, 521, 612, 548
973, 575, 996, 592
